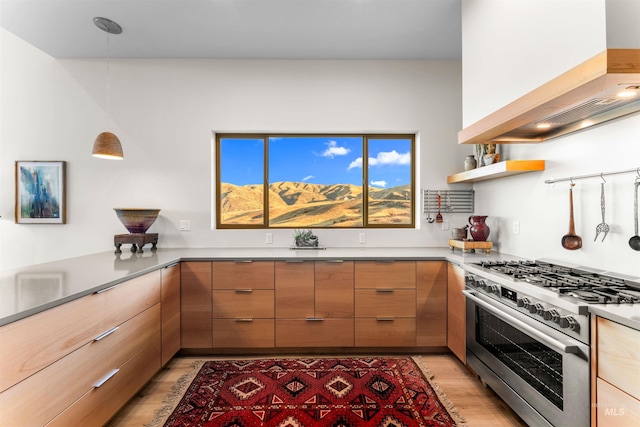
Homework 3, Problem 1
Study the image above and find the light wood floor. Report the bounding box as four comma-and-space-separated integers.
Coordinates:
107, 353, 527, 427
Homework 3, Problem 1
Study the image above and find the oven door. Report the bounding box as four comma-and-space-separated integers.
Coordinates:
463, 289, 590, 427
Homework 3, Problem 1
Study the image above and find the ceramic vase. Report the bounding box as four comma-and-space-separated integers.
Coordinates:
464, 155, 477, 170
469, 215, 490, 241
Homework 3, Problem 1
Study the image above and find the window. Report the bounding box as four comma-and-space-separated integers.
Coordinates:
216, 134, 415, 229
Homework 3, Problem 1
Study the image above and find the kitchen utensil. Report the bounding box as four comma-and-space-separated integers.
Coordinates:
629, 181, 640, 251
561, 183, 582, 250
594, 180, 610, 242
436, 193, 443, 223
451, 226, 468, 240
426, 190, 435, 223
445, 191, 454, 212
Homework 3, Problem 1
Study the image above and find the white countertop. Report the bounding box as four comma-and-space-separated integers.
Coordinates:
0, 247, 498, 326
1, 247, 638, 330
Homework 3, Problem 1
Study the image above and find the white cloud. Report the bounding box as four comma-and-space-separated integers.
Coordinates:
321, 140, 350, 158
302, 175, 314, 182
347, 150, 410, 170
348, 157, 363, 170
370, 180, 387, 188
373, 150, 410, 165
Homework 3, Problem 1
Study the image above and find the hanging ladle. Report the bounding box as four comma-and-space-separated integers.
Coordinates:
629, 179, 640, 251
426, 190, 435, 223
562, 182, 582, 250
594, 175, 610, 242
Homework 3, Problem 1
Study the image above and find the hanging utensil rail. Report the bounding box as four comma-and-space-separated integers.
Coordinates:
423, 190, 474, 214
545, 167, 640, 184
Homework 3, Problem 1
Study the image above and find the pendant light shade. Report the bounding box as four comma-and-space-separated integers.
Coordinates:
92, 17, 124, 160
92, 131, 124, 159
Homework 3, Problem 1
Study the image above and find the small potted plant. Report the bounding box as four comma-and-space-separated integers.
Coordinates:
293, 229, 319, 247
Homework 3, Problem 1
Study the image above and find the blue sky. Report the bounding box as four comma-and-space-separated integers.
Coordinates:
220, 136, 411, 188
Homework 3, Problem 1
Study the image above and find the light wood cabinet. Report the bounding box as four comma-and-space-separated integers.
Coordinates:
416, 261, 447, 347
212, 261, 274, 348
275, 260, 354, 347
354, 261, 416, 347
180, 261, 212, 348
0, 271, 161, 427
0, 271, 160, 393
447, 262, 466, 363
592, 317, 640, 426
161, 263, 181, 366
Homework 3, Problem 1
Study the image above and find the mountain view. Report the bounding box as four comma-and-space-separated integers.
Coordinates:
220, 181, 411, 227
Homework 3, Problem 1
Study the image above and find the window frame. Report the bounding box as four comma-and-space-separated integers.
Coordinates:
215, 133, 415, 229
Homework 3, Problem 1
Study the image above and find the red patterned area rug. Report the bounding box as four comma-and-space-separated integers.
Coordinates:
148, 357, 466, 427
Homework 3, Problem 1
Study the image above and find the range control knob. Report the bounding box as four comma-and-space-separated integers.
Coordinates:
488, 284, 500, 296
533, 303, 545, 316
543, 308, 560, 322
517, 297, 530, 308
558, 316, 579, 331
477, 280, 487, 290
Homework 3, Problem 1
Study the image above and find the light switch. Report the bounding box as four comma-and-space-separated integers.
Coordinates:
179, 220, 191, 231
266, 232, 273, 244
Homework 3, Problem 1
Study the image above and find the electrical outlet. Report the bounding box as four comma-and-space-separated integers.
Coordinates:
265, 232, 273, 244
359, 232, 366, 244
179, 220, 191, 231
441, 220, 449, 230
513, 220, 520, 234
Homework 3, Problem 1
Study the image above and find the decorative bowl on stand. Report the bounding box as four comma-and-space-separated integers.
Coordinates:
113, 208, 161, 253
114, 208, 160, 233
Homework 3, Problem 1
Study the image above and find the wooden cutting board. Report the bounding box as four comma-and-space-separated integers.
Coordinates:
448, 239, 492, 254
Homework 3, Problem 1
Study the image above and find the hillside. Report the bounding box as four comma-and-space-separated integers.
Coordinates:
220, 181, 410, 226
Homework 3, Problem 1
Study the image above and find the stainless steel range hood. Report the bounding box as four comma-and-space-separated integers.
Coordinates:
459, 49, 640, 144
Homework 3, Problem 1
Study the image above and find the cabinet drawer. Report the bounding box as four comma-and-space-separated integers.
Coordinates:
276, 319, 354, 347
597, 318, 640, 399
355, 318, 416, 347
213, 261, 274, 289
212, 319, 274, 348
596, 377, 640, 427
213, 290, 274, 319
0, 304, 160, 427
355, 261, 416, 289
46, 337, 161, 427
355, 289, 416, 317
0, 271, 160, 392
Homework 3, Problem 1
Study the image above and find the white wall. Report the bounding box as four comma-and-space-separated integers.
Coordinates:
0, 28, 466, 270
462, 0, 640, 277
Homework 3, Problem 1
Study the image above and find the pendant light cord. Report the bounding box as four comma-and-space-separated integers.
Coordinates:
106, 30, 111, 122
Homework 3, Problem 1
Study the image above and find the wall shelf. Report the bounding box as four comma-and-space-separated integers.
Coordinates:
447, 160, 545, 184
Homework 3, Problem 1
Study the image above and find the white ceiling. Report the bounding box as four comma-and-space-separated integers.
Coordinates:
0, 0, 462, 60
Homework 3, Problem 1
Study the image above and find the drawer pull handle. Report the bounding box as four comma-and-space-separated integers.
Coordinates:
234, 260, 253, 263
306, 317, 324, 321
376, 317, 395, 321
93, 326, 119, 342
165, 262, 179, 268
235, 289, 254, 293
93, 368, 119, 388
236, 318, 254, 322
376, 288, 394, 293
285, 260, 304, 263
96, 284, 119, 294
375, 260, 395, 263
325, 260, 344, 263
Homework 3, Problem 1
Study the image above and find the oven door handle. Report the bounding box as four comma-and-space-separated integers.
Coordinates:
463, 290, 579, 354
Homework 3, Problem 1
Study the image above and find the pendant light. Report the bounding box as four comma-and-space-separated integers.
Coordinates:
92, 17, 124, 160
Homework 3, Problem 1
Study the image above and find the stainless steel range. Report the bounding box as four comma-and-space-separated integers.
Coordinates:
463, 259, 639, 427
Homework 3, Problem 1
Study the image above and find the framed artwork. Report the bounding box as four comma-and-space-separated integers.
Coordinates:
15, 161, 66, 224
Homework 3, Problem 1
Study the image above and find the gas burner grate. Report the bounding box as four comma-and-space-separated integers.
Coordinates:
473, 260, 638, 304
